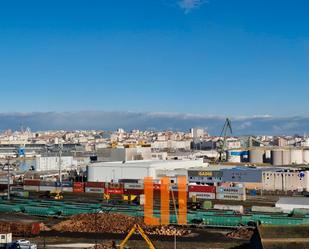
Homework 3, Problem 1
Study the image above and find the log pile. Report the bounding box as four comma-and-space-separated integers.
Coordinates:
52, 213, 190, 236
226, 228, 254, 240
53, 213, 143, 234
0, 221, 37, 236
147, 226, 189, 236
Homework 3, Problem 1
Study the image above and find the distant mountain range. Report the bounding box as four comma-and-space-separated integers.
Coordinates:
0, 112, 308, 135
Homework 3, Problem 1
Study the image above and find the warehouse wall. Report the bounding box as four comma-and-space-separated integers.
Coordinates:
262, 171, 308, 191
35, 156, 77, 171
87, 164, 153, 182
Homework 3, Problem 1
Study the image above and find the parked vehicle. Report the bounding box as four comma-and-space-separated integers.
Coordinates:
10, 239, 37, 249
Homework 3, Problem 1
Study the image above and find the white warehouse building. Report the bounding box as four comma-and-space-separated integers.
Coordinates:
87, 159, 208, 182
35, 156, 77, 171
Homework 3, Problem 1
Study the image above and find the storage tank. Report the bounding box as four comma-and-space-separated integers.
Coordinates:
290, 149, 303, 165
272, 149, 283, 166
303, 149, 309, 164
264, 150, 272, 163
282, 149, 291, 165
249, 149, 264, 164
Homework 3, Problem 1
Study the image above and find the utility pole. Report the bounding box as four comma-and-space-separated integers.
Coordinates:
58, 144, 63, 191
6, 157, 11, 201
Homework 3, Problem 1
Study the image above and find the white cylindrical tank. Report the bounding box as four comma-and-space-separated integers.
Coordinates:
272, 149, 283, 166
249, 149, 264, 164
303, 149, 309, 164
290, 149, 303, 165
264, 150, 272, 163
282, 149, 291, 165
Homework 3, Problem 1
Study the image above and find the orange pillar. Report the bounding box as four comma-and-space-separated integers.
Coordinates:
177, 176, 187, 225
160, 176, 170, 225
144, 177, 160, 225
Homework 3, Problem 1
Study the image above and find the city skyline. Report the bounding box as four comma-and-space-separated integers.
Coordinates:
1, 0, 309, 116
0, 111, 309, 135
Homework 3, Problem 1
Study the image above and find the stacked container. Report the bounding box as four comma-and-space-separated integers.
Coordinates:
73, 182, 85, 193
39, 181, 57, 192
188, 185, 216, 200
23, 179, 40, 192
58, 181, 73, 192
105, 182, 124, 195
85, 182, 104, 193
123, 183, 144, 195
216, 186, 246, 201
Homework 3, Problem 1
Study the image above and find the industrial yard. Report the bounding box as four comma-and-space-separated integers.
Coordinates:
0, 127, 309, 249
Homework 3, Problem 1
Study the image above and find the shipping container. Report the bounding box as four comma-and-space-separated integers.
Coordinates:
55, 181, 73, 187
251, 206, 282, 213
73, 182, 84, 188
124, 183, 144, 190
73, 182, 84, 193
188, 185, 216, 193
23, 185, 39, 192
40, 181, 56, 187
85, 187, 104, 193
216, 193, 246, 201
73, 187, 84, 193
119, 179, 140, 183
24, 179, 40, 186
39, 186, 57, 192
214, 204, 244, 214
61, 187, 73, 192
216, 186, 245, 195
11, 190, 29, 198
189, 192, 216, 200
169, 185, 188, 192
85, 182, 105, 188
0, 178, 13, 185
124, 189, 144, 195
105, 188, 124, 195
106, 183, 123, 189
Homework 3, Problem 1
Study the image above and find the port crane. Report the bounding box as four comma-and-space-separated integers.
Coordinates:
216, 118, 233, 162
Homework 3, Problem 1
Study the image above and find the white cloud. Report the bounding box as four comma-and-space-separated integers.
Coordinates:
178, 0, 207, 13
0, 111, 308, 135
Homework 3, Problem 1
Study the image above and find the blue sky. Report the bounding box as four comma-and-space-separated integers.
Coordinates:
0, 0, 309, 116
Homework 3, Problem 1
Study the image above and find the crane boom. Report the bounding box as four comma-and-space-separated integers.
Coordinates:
120, 224, 156, 249
216, 118, 233, 162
